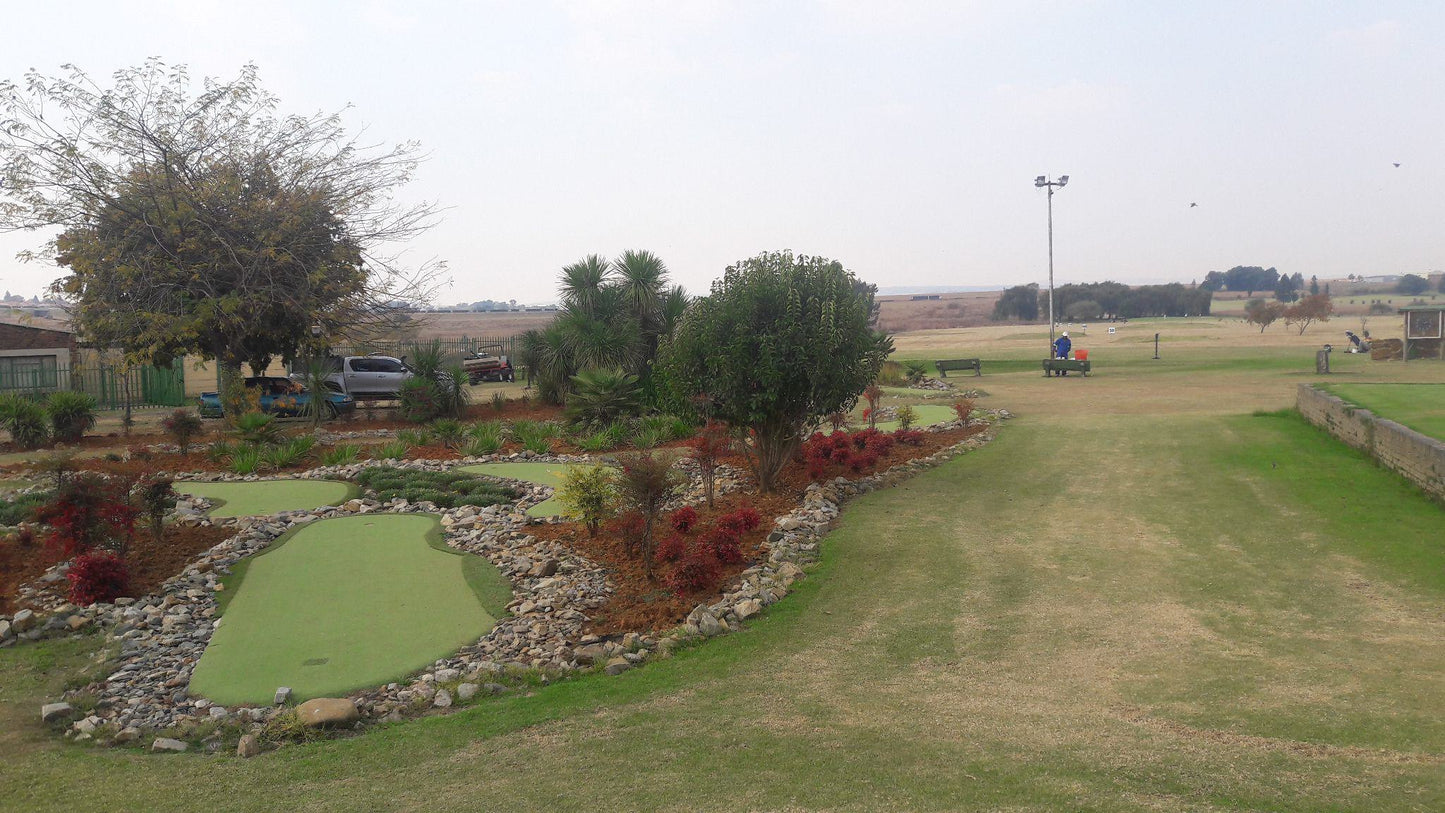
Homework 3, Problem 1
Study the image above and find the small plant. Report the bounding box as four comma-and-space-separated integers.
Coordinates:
0, 490, 50, 525
513, 420, 558, 455
669, 506, 699, 534
700, 526, 743, 564
429, 419, 465, 449
67, 551, 129, 605
717, 507, 762, 535
951, 398, 975, 424
565, 369, 642, 430
162, 409, 206, 453
615, 450, 684, 576
893, 428, 925, 445
371, 440, 411, 460
228, 444, 263, 475
631, 425, 665, 449
396, 427, 431, 447
0, 393, 50, 449
135, 477, 176, 541
399, 377, 442, 423
895, 404, 917, 430
261, 436, 316, 469
827, 411, 852, 431
863, 384, 883, 429
686, 420, 729, 507
490, 390, 507, 413
656, 532, 688, 563
556, 464, 619, 537
320, 444, 361, 466
876, 360, 907, 387
354, 466, 519, 509
206, 440, 237, 463
232, 411, 285, 446
34, 450, 79, 489
463, 421, 505, 456
904, 361, 928, 385
666, 552, 721, 596
45, 391, 97, 443
35, 474, 137, 557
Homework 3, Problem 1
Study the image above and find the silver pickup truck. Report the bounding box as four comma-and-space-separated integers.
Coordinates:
302, 355, 417, 401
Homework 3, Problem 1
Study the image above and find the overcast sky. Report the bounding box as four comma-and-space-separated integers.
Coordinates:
2, 1, 1442, 304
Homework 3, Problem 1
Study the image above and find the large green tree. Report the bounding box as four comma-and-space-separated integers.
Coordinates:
658, 250, 892, 493
0, 61, 440, 405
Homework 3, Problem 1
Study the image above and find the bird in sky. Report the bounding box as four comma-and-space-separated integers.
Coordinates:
1393, 162, 1401, 167
1189, 202, 1198, 208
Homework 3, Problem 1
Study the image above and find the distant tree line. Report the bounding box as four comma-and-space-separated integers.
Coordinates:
992, 281, 1212, 321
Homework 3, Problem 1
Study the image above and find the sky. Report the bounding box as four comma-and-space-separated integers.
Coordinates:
1, 1, 1442, 305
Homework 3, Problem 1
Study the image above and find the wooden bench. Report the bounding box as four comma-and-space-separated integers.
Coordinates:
935, 358, 981, 377
1042, 359, 1091, 377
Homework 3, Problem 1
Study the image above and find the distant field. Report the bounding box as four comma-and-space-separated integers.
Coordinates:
1324, 383, 1445, 442
876, 290, 1002, 332
410, 310, 555, 339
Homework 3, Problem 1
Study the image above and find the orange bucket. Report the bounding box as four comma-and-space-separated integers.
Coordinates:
1075, 348, 1089, 361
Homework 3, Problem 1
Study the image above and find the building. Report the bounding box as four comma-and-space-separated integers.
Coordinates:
0, 322, 78, 392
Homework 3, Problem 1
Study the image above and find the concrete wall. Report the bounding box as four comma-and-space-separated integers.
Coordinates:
1297, 384, 1445, 501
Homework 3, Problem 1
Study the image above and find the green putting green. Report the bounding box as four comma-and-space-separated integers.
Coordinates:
459, 461, 578, 517
874, 404, 958, 432
174, 480, 357, 517
189, 514, 508, 705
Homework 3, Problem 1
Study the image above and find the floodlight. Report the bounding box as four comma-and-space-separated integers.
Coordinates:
1035, 175, 1047, 186
1059, 175, 1069, 186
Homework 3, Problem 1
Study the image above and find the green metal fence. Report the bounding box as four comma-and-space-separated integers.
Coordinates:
334, 335, 522, 360
0, 362, 186, 409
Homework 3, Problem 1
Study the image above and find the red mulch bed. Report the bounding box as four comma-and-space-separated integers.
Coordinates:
529, 423, 988, 635
0, 524, 235, 615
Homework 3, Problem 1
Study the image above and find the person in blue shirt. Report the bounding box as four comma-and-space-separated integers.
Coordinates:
1052, 331, 1072, 376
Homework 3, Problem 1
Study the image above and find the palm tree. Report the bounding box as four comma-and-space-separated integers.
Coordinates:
560, 254, 610, 313
613, 249, 668, 328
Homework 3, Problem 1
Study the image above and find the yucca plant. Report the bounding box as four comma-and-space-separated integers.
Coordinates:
206, 440, 237, 463
229, 444, 263, 475
45, 391, 97, 443
430, 419, 465, 449
490, 390, 507, 413
0, 393, 51, 449
564, 369, 641, 429
232, 411, 285, 446
463, 421, 505, 456
261, 435, 317, 469
397, 428, 431, 447
372, 440, 410, 460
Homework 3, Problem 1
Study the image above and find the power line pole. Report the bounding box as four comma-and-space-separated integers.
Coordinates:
1034, 174, 1069, 357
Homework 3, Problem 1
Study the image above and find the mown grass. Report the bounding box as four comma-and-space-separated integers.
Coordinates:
1323, 382, 1445, 442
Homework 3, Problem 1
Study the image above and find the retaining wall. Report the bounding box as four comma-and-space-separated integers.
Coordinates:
1297, 384, 1445, 501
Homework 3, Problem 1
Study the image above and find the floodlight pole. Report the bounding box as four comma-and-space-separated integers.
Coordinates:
1035, 175, 1069, 358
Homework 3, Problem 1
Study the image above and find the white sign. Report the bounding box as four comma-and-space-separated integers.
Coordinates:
1107, 327, 1117, 335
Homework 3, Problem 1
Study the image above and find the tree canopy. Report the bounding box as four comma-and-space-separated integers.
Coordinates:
659, 250, 891, 492
1396, 274, 1430, 295
0, 61, 441, 375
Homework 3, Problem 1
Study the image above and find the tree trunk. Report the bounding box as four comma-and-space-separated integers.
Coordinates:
216, 351, 246, 425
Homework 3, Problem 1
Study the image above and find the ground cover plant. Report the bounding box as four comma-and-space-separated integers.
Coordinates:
352, 466, 519, 509
190, 514, 510, 704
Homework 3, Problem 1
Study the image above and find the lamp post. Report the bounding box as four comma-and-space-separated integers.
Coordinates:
1034, 174, 1069, 357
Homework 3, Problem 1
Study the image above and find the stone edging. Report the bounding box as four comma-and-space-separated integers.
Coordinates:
1297, 384, 1445, 502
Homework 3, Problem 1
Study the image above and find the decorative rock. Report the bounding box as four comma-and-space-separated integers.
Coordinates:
152, 737, 188, 753
735, 599, 762, 620
696, 613, 723, 637
112, 727, 140, 744
433, 689, 453, 708
66, 615, 88, 631
236, 733, 261, 758
41, 702, 73, 723
456, 682, 480, 701
0, 619, 10, 639
434, 667, 460, 682
295, 697, 360, 727
604, 657, 632, 676
274, 687, 292, 705
12, 609, 36, 632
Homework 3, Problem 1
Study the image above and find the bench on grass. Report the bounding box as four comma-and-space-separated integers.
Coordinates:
935, 358, 982, 377
1042, 359, 1091, 377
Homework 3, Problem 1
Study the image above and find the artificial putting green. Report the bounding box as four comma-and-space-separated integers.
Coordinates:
873, 403, 958, 432
174, 479, 357, 517
459, 461, 578, 517
189, 514, 508, 705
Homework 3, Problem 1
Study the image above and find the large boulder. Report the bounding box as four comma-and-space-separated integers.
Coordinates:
41, 702, 73, 723
295, 698, 360, 727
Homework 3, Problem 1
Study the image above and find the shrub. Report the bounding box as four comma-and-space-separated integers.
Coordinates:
903, 361, 928, 385
232, 411, 285, 446
320, 444, 361, 466
354, 466, 519, 508
491, 390, 507, 413
0, 490, 50, 525
565, 369, 641, 429
698, 526, 742, 564
615, 451, 683, 574
875, 361, 906, 387
717, 507, 761, 535
863, 384, 883, 429
46, 391, 97, 443
430, 419, 465, 449
35, 474, 137, 557
631, 425, 665, 449
669, 506, 699, 534
229, 444, 263, 475
67, 552, 129, 606
894, 405, 917, 430
606, 511, 647, 555
513, 420, 558, 455
557, 464, 619, 536
801, 429, 895, 480
135, 477, 176, 540
666, 552, 720, 596
399, 377, 442, 423
893, 428, 925, 446
438, 363, 470, 419
0, 393, 50, 449
162, 409, 206, 453
463, 422, 505, 457
687, 420, 729, 508
397, 428, 431, 447
206, 440, 237, 463
372, 440, 410, 460
951, 398, 975, 424
656, 532, 688, 563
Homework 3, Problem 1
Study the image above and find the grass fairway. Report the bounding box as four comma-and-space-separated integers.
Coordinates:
1324, 382, 1445, 441
2, 320, 1443, 811
174, 480, 357, 518
460, 461, 577, 517
188, 514, 507, 705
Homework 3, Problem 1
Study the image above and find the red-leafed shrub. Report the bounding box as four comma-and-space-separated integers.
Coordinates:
893, 428, 925, 446
669, 506, 699, 534
700, 526, 744, 564
686, 420, 730, 508
951, 398, 975, 424
36, 474, 137, 558
802, 429, 896, 480
717, 507, 762, 536
656, 533, 689, 563
606, 511, 647, 555
666, 552, 721, 596
67, 552, 129, 605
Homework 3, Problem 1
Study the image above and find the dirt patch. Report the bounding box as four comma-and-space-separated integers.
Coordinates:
0, 523, 234, 614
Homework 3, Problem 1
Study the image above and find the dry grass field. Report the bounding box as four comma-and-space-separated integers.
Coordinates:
875, 290, 1003, 332
408, 310, 556, 340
